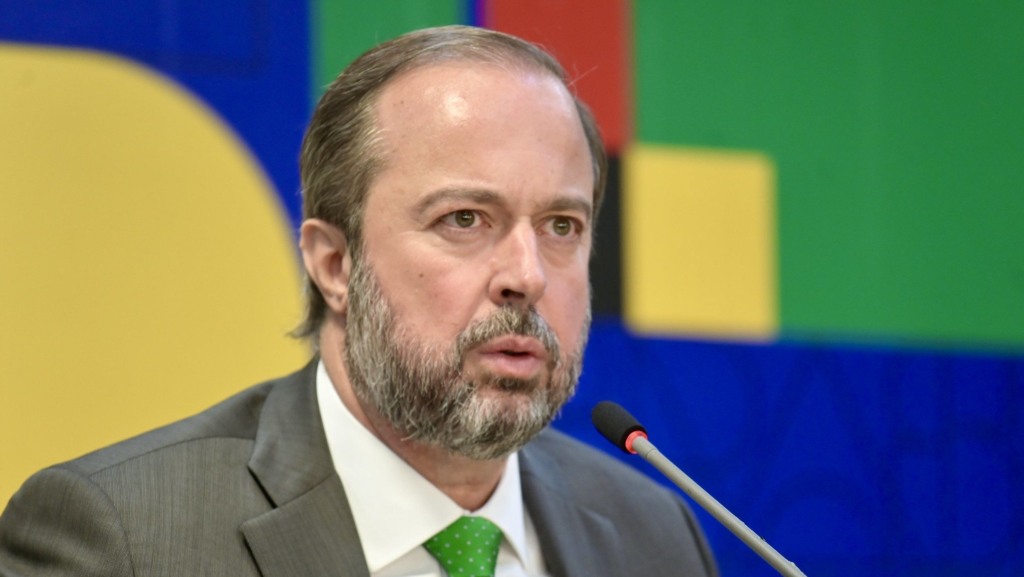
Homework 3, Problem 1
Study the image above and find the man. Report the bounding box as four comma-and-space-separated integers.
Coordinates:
0, 26, 717, 577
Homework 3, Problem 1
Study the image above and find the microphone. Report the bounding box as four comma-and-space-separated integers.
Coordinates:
592, 401, 808, 577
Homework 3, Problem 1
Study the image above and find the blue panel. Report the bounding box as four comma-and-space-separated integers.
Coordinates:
0, 0, 309, 227
558, 318, 1024, 576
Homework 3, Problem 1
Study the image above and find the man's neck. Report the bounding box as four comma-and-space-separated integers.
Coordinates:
321, 347, 506, 511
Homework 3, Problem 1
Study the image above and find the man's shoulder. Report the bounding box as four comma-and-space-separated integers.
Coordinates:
527, 427, 652, 481
522, 427, 719, 577
50, 364, 310, 480
0, 364, 319, 576
524, 427, 676, 504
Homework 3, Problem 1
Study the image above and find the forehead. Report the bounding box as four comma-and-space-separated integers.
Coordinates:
374, 61, 582, 152
366, 61, 593, 204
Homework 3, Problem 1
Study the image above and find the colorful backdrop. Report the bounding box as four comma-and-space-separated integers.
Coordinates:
2, 1, 1021, 575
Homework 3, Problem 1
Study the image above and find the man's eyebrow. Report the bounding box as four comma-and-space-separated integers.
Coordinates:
413, 188, 502, 214
544, 197, 593, 221
412, 187, 593, 221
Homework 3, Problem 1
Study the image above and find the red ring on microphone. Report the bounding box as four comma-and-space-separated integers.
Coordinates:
624, 430, 648, 454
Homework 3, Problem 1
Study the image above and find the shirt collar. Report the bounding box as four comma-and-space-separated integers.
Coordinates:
315, 361, 530, 572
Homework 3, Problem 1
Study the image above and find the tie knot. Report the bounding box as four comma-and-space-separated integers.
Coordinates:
423, 516, 504, 577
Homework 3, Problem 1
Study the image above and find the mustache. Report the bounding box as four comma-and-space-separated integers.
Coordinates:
454, 306, 561, 367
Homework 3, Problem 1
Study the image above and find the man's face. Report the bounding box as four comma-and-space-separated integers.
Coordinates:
344, 62, 594, 459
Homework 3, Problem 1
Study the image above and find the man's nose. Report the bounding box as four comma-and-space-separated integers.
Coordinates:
488, 223, 547, 307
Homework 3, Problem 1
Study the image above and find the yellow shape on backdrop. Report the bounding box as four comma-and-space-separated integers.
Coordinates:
0, 44, 308, 503
623, 144, 778, 340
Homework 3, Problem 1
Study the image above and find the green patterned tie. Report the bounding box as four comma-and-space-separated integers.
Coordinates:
423, 516, 504, 577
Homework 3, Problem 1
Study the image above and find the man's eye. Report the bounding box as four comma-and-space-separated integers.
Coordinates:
551, 216, 576, 236
446, 210, 478, 228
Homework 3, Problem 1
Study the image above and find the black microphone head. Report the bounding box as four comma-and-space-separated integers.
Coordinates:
592, 401, 647, 454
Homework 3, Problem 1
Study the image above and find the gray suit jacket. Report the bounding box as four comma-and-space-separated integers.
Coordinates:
0, 361, 717, 577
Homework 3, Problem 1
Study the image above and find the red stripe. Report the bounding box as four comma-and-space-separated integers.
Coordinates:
485, 0, 632, 153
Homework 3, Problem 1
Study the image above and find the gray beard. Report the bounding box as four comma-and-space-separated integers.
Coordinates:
343, 254, 588, 460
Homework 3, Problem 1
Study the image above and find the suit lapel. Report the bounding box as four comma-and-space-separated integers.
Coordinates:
241, 476, 369, 577
241, 360, 370, 577
520, 433, 625, 577
238, 365, 622, 577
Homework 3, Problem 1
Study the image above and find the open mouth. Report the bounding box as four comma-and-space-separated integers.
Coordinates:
474, 337, 548, 379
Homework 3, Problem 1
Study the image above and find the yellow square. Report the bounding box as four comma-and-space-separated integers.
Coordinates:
623, 144, 777, 340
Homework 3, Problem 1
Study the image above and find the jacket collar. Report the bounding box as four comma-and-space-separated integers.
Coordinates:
241, 359, 371, 577
520, 430, 625, 577
238, 360, 622, 577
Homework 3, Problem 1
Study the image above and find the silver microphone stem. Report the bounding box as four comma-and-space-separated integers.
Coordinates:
632, 436, 808, 577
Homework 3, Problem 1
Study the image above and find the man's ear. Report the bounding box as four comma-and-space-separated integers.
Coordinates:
299, 219, 353, 314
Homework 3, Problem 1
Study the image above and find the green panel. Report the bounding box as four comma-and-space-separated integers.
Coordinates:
634, 1, 1024, 350
313, 0, 462, 94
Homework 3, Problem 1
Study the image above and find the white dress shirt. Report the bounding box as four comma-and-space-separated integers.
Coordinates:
316, 361, 550, 577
